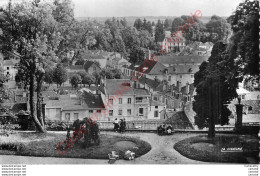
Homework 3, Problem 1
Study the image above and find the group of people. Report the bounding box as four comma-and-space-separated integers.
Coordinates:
113, 118, 126, 133
157, 124, 173, 135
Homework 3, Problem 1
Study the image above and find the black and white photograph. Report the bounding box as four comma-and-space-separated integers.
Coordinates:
0, 0, 259, 175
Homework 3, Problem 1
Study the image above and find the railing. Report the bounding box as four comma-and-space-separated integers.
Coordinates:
135, 99, 148, 104
97, 120, 193, 131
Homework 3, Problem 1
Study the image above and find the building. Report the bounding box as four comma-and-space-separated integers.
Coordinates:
84, 61, 101, 74
109, 57, 131, 69
81, 50, 112, 68
157, 31, 186, 53
44, 91, 105, 122
3, 60, 19, 81
186, 41, 213, 56
122, 60, 167, 81
100, 79, 166, 121
157, 55, 208, 86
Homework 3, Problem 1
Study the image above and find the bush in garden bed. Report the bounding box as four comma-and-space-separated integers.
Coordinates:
45, 120, 72, 131
0, 136, 25, 152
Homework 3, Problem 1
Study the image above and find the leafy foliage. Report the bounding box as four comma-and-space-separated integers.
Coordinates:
193, 42, 239, 129
70, 74, 82, 88
53, 64, 68, 86
227, 0, 259, 78
82, 74, 95, 87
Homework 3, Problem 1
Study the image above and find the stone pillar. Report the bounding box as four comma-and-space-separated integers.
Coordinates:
235, 104, 244, 129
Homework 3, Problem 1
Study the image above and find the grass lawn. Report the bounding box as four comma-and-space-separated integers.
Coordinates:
174, 134, 259, 163
0, 132, 151, 159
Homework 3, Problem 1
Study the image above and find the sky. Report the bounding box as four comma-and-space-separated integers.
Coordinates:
0, 0, 243, 17
71, 0, 243, 17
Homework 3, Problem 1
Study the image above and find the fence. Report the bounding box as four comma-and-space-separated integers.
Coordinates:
97, 120, 193, 131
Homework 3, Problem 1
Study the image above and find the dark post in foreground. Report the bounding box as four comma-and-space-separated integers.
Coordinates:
235, 97, 244, 131
208, 79, 215, 138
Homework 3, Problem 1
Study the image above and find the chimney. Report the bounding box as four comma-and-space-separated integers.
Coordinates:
163, 84, 166, 91
14, 91, 16, 102
186, 82, 190, 94
178, 81, 182, 92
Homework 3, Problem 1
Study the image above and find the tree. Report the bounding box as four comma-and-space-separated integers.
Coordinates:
82, 74, 95, 87
129, 47, 145, 65
111, 69, 124, 79
121, 27, 140, 51
53, 64, 68, 87
206, 15, 231, 42
0, 0, 64, 132
75, 58, 85, 65
92, 71, 101, 85
70, 74, 82, 88
228, 0, 259, 79
138, 30, 152, 48
146, 21, 153, 35
164, 19, 170, 29
155, 20, 164, 43
120, 17, 128, 28
193, 42, 240, 137
44, 68, 54, 86
134, 18, 143, 30
171, 17, 184, 34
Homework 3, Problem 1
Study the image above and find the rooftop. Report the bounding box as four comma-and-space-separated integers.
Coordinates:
3, 59, 19, 67
104, 79, 134, 95
158, 55, 208, 65
128, 60, 166, 75
68, 65, 85, 70
166, 64, 200, 74
133, 88, 150, 96
138, 77, 161, 90
151, 100, 165, 106
84, 60, 101, 71
44, 91, 104, 110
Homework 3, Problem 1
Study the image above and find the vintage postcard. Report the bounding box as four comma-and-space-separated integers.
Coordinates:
0, 0, 259, 175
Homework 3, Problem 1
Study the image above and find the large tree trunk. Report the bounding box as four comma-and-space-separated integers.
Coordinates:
36, 75, 44, 128
208, 80, 215, 138
29, 73, 46, 133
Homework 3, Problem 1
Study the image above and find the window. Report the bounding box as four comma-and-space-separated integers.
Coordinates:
242, 95, 245, 99
7, 67, 9, 70
109, 98, 113, 105
139, 108, 144, 116
168, 76, 171, 81
136, 97, 142, 103
89, 110, 93, 113
155, 106, 158, 109
119, 98, 122, 104
74, 113, 79, 120
127, 98, 131, 104
127, 109, 131, 115
154, 97, 158, 101
109, 110, 113, 116
118, 110, 122, 115
65, 113, 70, 121
154, 110, 159, 117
